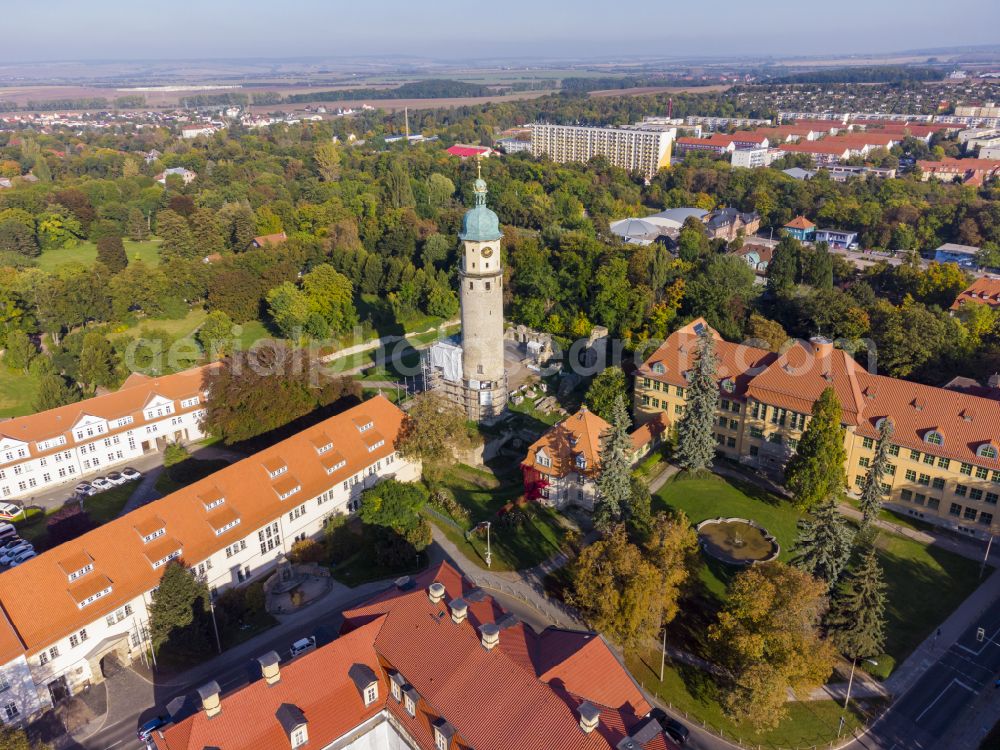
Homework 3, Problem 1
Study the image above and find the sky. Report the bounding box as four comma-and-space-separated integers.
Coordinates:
3, 0, 1000, 63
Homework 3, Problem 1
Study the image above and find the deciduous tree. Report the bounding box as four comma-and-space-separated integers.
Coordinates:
584, 366, 627, 422
396, 392, 475, 479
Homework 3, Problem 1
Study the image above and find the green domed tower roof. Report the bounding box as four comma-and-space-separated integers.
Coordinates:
459, 174, 502, 242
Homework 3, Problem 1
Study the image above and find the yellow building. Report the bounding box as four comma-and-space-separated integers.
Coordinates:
635, 319, 1000, 539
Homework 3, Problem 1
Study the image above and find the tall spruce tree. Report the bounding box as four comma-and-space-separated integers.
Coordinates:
827, 543, 887, 660
858, 419, 895, 528
149, 562, 213, 657
784, 387, 847, 509
675, 329, 719, 473
594, 394, 633, 530
791, 498, 855, 590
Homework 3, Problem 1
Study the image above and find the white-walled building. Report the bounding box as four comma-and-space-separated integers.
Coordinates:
530, 123, 674, 180
731, 147, 773, 169
0, 395, 419, 723
0, 366, 215, 502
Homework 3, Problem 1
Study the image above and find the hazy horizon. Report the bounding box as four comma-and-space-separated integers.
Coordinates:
3, 0, 999, 65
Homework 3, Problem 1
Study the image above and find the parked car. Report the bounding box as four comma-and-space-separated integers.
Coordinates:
137, 715, 169, 743
0, 503, 22, 520
7, 549, 35, 566
289, 636, 316, 658
74, 483, 97, 497
0, 538, 23, 551
0, 543, 32, 565
0, 523, 17, 542
90, 477, 114, 491
121, 467, 142, 481
650, 709, 688, 745
105, 472, 128, 486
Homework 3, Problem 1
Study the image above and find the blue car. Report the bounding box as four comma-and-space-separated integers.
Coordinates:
137, 715, 168, 743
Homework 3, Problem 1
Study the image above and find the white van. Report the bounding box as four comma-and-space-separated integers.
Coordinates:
289, 636, 316, 658
0, 523, 17, 542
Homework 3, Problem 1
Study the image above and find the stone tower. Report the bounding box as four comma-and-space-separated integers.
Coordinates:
456, 172, 507, 420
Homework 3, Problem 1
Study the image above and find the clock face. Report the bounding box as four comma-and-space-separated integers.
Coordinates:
481, 246, 494, 258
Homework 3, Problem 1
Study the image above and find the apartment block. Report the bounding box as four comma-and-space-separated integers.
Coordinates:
0, 395, 419, 724
634, 319, 1000, 540
0, 365, 217, 501
530, 123, 674, 180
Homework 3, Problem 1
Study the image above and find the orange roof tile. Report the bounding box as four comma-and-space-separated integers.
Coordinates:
522, 408, 608, 479
952, 278, 1000, 310
0, 395, 406, 661
784, 215, 816, 230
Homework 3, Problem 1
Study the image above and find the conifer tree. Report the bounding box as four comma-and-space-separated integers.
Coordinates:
674, 329, 719, 473
791, 498, 855, 590
859, 419, 895, 528
784, 387, 847, 509
827, 543, 887, 662
126, 207, 149, 241
594, 394, 633, 530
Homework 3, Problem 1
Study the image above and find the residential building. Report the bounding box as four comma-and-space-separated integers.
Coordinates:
180, 125, 216, 139
783, 216, 816, 242
609, 207, 707, 246
981, 146, 1000, 160
530, 123, 674, 180
958, 128, 1000, 145
704, 208, 761, 242
0, 365, 216, 501
495, 136, 531, 154
155, 167, 196, 185
733, 242, 774, 274
824, 165, 897, 182
634, 319, 1000, 539
730, 147, 771, 168
918, 158, 1000, 185
684, 115, 772, 130
955, 103, 1000, 119
251, 232, 287, 248
674, 134, 736, 156
774, 140, 853, 166
521, 407, 666, 510
0, 395, 419, 721
815, 229, 859, 248
951, 277, 1000, 310
934, 242, 980, 268
155, 562, 673, 750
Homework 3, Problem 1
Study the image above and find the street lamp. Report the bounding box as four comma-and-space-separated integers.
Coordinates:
484, 521, 492, 568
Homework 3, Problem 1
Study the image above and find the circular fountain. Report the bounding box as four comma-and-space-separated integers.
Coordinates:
695, 517, 780, 566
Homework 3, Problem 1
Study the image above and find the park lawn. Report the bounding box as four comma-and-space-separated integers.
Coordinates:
428, 464, 568, 572
656, 473, 982, 667
627, 649, 874, 750
85, 483, 140, 524
654, 473, 801, 599
118, 306, 208, 341
0, 366, 42, 418
36, 238, 162, 272
876, 531, 981, 662
235, 320, 273, 350
507, 392, 563, 427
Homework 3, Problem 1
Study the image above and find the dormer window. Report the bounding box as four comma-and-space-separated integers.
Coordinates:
291, 727, 308, 749
269, 466, 287, 479
348, 664, 379, 707
924, 430, 944, 446
721, 378, 735, 392
68, 564, 93, 582
367, 439, 385, 453
143, 528, 165, 543
575, 454, 587, 470
652, 362, 665, 375
434, 720, 456, 750
389, 671, 405, 702
403, 687, 418, 717
317, 442, 332, 455
278, 486, 301, 500
365, 683, 378, 705
204, 497, 224, 511
978, 444, 998, 460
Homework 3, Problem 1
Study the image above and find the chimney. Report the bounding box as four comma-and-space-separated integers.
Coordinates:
428, 581, 446, 604
449, 598, 468, 624
197, 680, 222, 718
810, 336, 834, 360
479, 622, 500, 650
258, 651, 281, 686
989, 372, 1000, 389
578, 701, 600, 734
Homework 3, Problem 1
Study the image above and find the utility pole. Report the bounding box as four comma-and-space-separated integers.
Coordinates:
659, 626, 667, 681
982, 535, 994, 580
843, 657, 857, 712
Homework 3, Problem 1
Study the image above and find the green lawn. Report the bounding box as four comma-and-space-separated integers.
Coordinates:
0, 366, 41, 418
36, 238, 162, 272
155, 458, 231, 495
655, 473, 984, 664
118, 306, 208, 341
235, 320, 273, 350
427, 464, 568, 572
627, 650, 876, 750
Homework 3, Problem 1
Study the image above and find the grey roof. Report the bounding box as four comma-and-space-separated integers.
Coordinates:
706, 207, 759, 230
578, 701, 601, 723
609, 218, 660, 242
347, 663, 378, 693
629, 717, 663, 744
275, 703, 307, 734
649, 207, 708, 224
782, 167, 816, 180
196, 681, 221, 702
434, 718, 457, 739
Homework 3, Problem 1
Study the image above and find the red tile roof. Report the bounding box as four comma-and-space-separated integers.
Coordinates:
159, 562, 671, 750
784, 215, 816, 230
952, 277, 1000, 310
0, 395, 406, 663
251, 232, 287, 247
446, 145, 493, 158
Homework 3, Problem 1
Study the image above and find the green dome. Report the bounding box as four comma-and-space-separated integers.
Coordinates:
459, 176, 502, 242
460, 204, 502, 242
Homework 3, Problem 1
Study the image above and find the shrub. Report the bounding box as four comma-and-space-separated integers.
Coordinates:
163, 442, 190, 468
289, 538, 328, 565
860, 653, 895, 680
429, 488, 471, 526
498, 509, 528, 530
